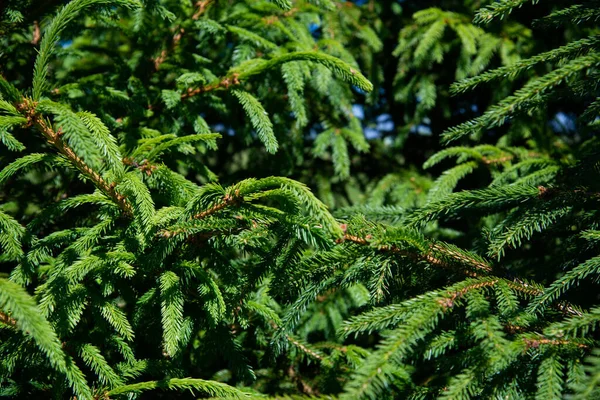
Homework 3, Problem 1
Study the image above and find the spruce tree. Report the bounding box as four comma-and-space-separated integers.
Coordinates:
2, 0, 600, 399
283, 1, 600, 399
0, 0, 374, 398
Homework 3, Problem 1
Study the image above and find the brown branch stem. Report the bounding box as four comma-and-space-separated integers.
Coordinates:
180, 74, 241, 100
153, 27, 185, 70
0, 311, 17, 328
522, 336, 588, 350
192, 0, 213, 20
192, 190, 241, 220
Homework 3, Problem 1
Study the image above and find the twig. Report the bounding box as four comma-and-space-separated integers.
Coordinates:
180, 74, 241, 100
31, 21, 41, 45
153, 27, 185, 70
438, 279, 499, 310
338, 231, 582, 316
0, 311, 17, 328
522, 336, 588, 350
192, 190, 241, 220
192, 0, 214, 20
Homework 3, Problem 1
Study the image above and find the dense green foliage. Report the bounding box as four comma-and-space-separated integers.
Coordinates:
1, 0, 599, 398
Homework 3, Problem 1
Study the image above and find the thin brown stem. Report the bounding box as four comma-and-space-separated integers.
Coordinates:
522, 336, 588, 350
0, 311, 17, 328
192, 0, 213, 20
192, 190, 241, 220
287, 364, 317, 396
153, 27, 185, 70
180, 74, 241, 100
31, 21, 41, 45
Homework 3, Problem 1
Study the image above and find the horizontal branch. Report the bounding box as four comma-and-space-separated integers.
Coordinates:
338, 234, 488, 276
522, 336, 588, 350
180, 74, 241, 100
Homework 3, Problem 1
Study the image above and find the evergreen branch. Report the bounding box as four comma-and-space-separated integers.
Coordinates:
0, 153, 62, 187
98, 302, 135, 341
535, 3, 600, 26
487, 205, 571, 259
339, 234, 490, 276
76, 111, 124, 176
443, 53, 600, 142
227, 25, 279, 52
230, 51, 373, 92
545, 306, 600, 338
0, 129, 25, 151
232, 90, 278, 153
178, 51, 372, 106
78, 343, 124, 388
17, 99, 132, 215
342, 278, 499, 399
0, 278, 67, 369
452, 36, 600, 93
407, 184, 540, 227
116, 172, 154, 235
535, 352, 564, 400
180, 74, 241, 99
506, 279, 581, 316
521, 336, 588, 350
569, 349, 600, 400
439, 369, 479, 399
143, 133, 220, 161
107, 378, 249, 398
32, 0, 141, 100
0, 279, 93, 399
0, 76, 23, 103
160, 271, 185, 357
192, 191, 241, 220
268, 0, 293, 10
334, 205, 405, 223
426, 161, 478, 202
474, 0, 539, 24
529, 256, 600, 314
490, 158, 555, 187
0, 211, 26, 260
